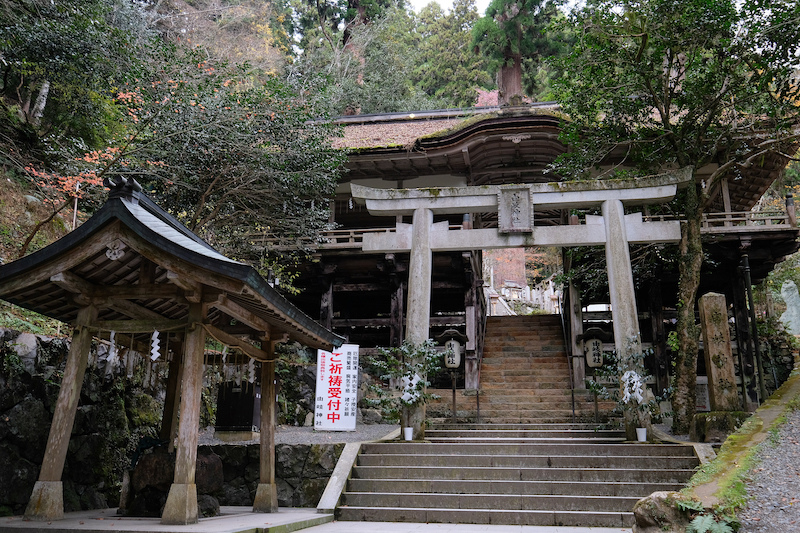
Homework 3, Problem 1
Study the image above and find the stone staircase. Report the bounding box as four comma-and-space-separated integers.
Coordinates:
337, 424, 699, 527
479, 314, 615, 423
335, 315, 699, 527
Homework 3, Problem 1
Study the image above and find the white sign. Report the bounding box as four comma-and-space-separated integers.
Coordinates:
315, 344, 359, 431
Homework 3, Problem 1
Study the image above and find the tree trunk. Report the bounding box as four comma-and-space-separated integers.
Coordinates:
31, 80, 50, 127
671, 182, 704, 434
497, 55, 523, 107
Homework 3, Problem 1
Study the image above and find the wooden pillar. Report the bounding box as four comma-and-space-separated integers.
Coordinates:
254, 342, 278, 512
25, 306, 97, 521
320, 280, 333, 331
732, 270, 757, 410
464, 265, 479, 390
568, 281, 585, 389
648, 281, 669, 395
160, 342, 183, 451
390, 279, 405, 348
162, 302, 205, 525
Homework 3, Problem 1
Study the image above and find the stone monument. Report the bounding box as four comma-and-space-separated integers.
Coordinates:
780, 280, 800, 335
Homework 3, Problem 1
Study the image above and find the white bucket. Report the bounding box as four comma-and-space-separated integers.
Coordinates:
636, 427, 647, 442
403, 427, 413, 441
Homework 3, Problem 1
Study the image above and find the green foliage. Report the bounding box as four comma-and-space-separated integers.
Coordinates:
290, 7, 446, 114
366, 339, 446, 422
552, 0, 800, 435
412, 0, 492, 107
0, 0, 151, 152
0, 300, 63, 336
677, 499, 705, 514
688, 514, 734, 533
552, 0, 800, 179
74, 43, 346, 289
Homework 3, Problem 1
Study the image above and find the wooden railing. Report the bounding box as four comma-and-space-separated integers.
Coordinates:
643, 210, 795, 234
252, 213, 796, 251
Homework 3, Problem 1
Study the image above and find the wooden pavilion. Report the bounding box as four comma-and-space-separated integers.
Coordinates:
0, 177, 344, 524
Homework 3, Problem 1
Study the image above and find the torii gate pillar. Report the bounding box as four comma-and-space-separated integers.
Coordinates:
404, 207, 434, 438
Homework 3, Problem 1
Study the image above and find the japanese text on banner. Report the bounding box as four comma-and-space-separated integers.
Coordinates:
315, 344, 359, 431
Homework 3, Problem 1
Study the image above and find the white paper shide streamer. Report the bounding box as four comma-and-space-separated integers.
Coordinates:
150, 330, 161, 361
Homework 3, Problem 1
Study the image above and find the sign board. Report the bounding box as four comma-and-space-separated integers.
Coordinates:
497, 187, 534, 233
315, 344, 359, 431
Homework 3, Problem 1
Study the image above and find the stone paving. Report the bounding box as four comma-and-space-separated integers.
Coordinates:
0, 507, 631, 533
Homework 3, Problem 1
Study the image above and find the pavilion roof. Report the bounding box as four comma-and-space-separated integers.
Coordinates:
0, 178, 344, 352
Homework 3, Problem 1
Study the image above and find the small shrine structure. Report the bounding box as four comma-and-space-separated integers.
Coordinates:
0, 177, 343, 524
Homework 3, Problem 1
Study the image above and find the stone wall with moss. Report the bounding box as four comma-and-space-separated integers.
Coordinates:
0, 328, 163, 516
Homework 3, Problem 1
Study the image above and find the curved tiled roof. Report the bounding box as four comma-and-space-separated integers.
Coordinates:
0, 179, 344, 351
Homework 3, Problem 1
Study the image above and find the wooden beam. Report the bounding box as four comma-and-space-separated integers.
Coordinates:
167, 271, 203, 303
52, 271, 175, 321
211, 295, 272, 340
100, 284, 182, 300
203, 323, 271, 361
108, 297, 169, 321
94, 318, 187, 333
51, 271, 93, 294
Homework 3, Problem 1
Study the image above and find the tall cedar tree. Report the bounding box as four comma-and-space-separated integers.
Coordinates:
472, 0, 563, 105
552, 0, 800, 432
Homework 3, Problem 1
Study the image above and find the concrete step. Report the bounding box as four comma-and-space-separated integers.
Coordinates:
424, 428, 625, 439
357, 453, 699, 470
350, 465, 696, 484
341, 492, 640, 513
361, 442, 698, 457
336, 506, 633, 528
346, 478, 686, 496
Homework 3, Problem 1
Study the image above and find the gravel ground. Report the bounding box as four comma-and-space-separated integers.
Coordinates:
738, 409, 800, 532
198, 423, 399, 446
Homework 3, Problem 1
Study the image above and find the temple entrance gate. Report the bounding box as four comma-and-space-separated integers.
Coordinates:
351, 168, 692, 438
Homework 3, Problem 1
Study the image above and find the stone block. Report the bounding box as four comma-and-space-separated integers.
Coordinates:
690, 411, 749, 443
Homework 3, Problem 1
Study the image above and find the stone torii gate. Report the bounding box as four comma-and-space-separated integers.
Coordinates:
352, 168, 692, 438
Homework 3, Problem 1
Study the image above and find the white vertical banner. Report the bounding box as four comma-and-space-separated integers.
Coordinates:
315, 344, 359, 431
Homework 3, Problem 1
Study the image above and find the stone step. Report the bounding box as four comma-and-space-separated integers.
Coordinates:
346, 478, 686, 497
336, 506, 633, 528
481, 378, 571, 386
350, 465, 696, 484
478, 388, 574, 396
361, 441, 698, 457
474, 409, 586, 419
428, 422, 612, 431
341, 492, 640, 513
357, 453, 699, 470
480, 363, 570, 371
424, 428, 624, 439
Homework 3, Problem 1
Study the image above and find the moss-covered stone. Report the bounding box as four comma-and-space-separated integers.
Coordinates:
689, 411, 749, 443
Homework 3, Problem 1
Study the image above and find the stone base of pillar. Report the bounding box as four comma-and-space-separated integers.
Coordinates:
161, 483, 198, 525
253, 483, 279, 513
24, 480, 63, 521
